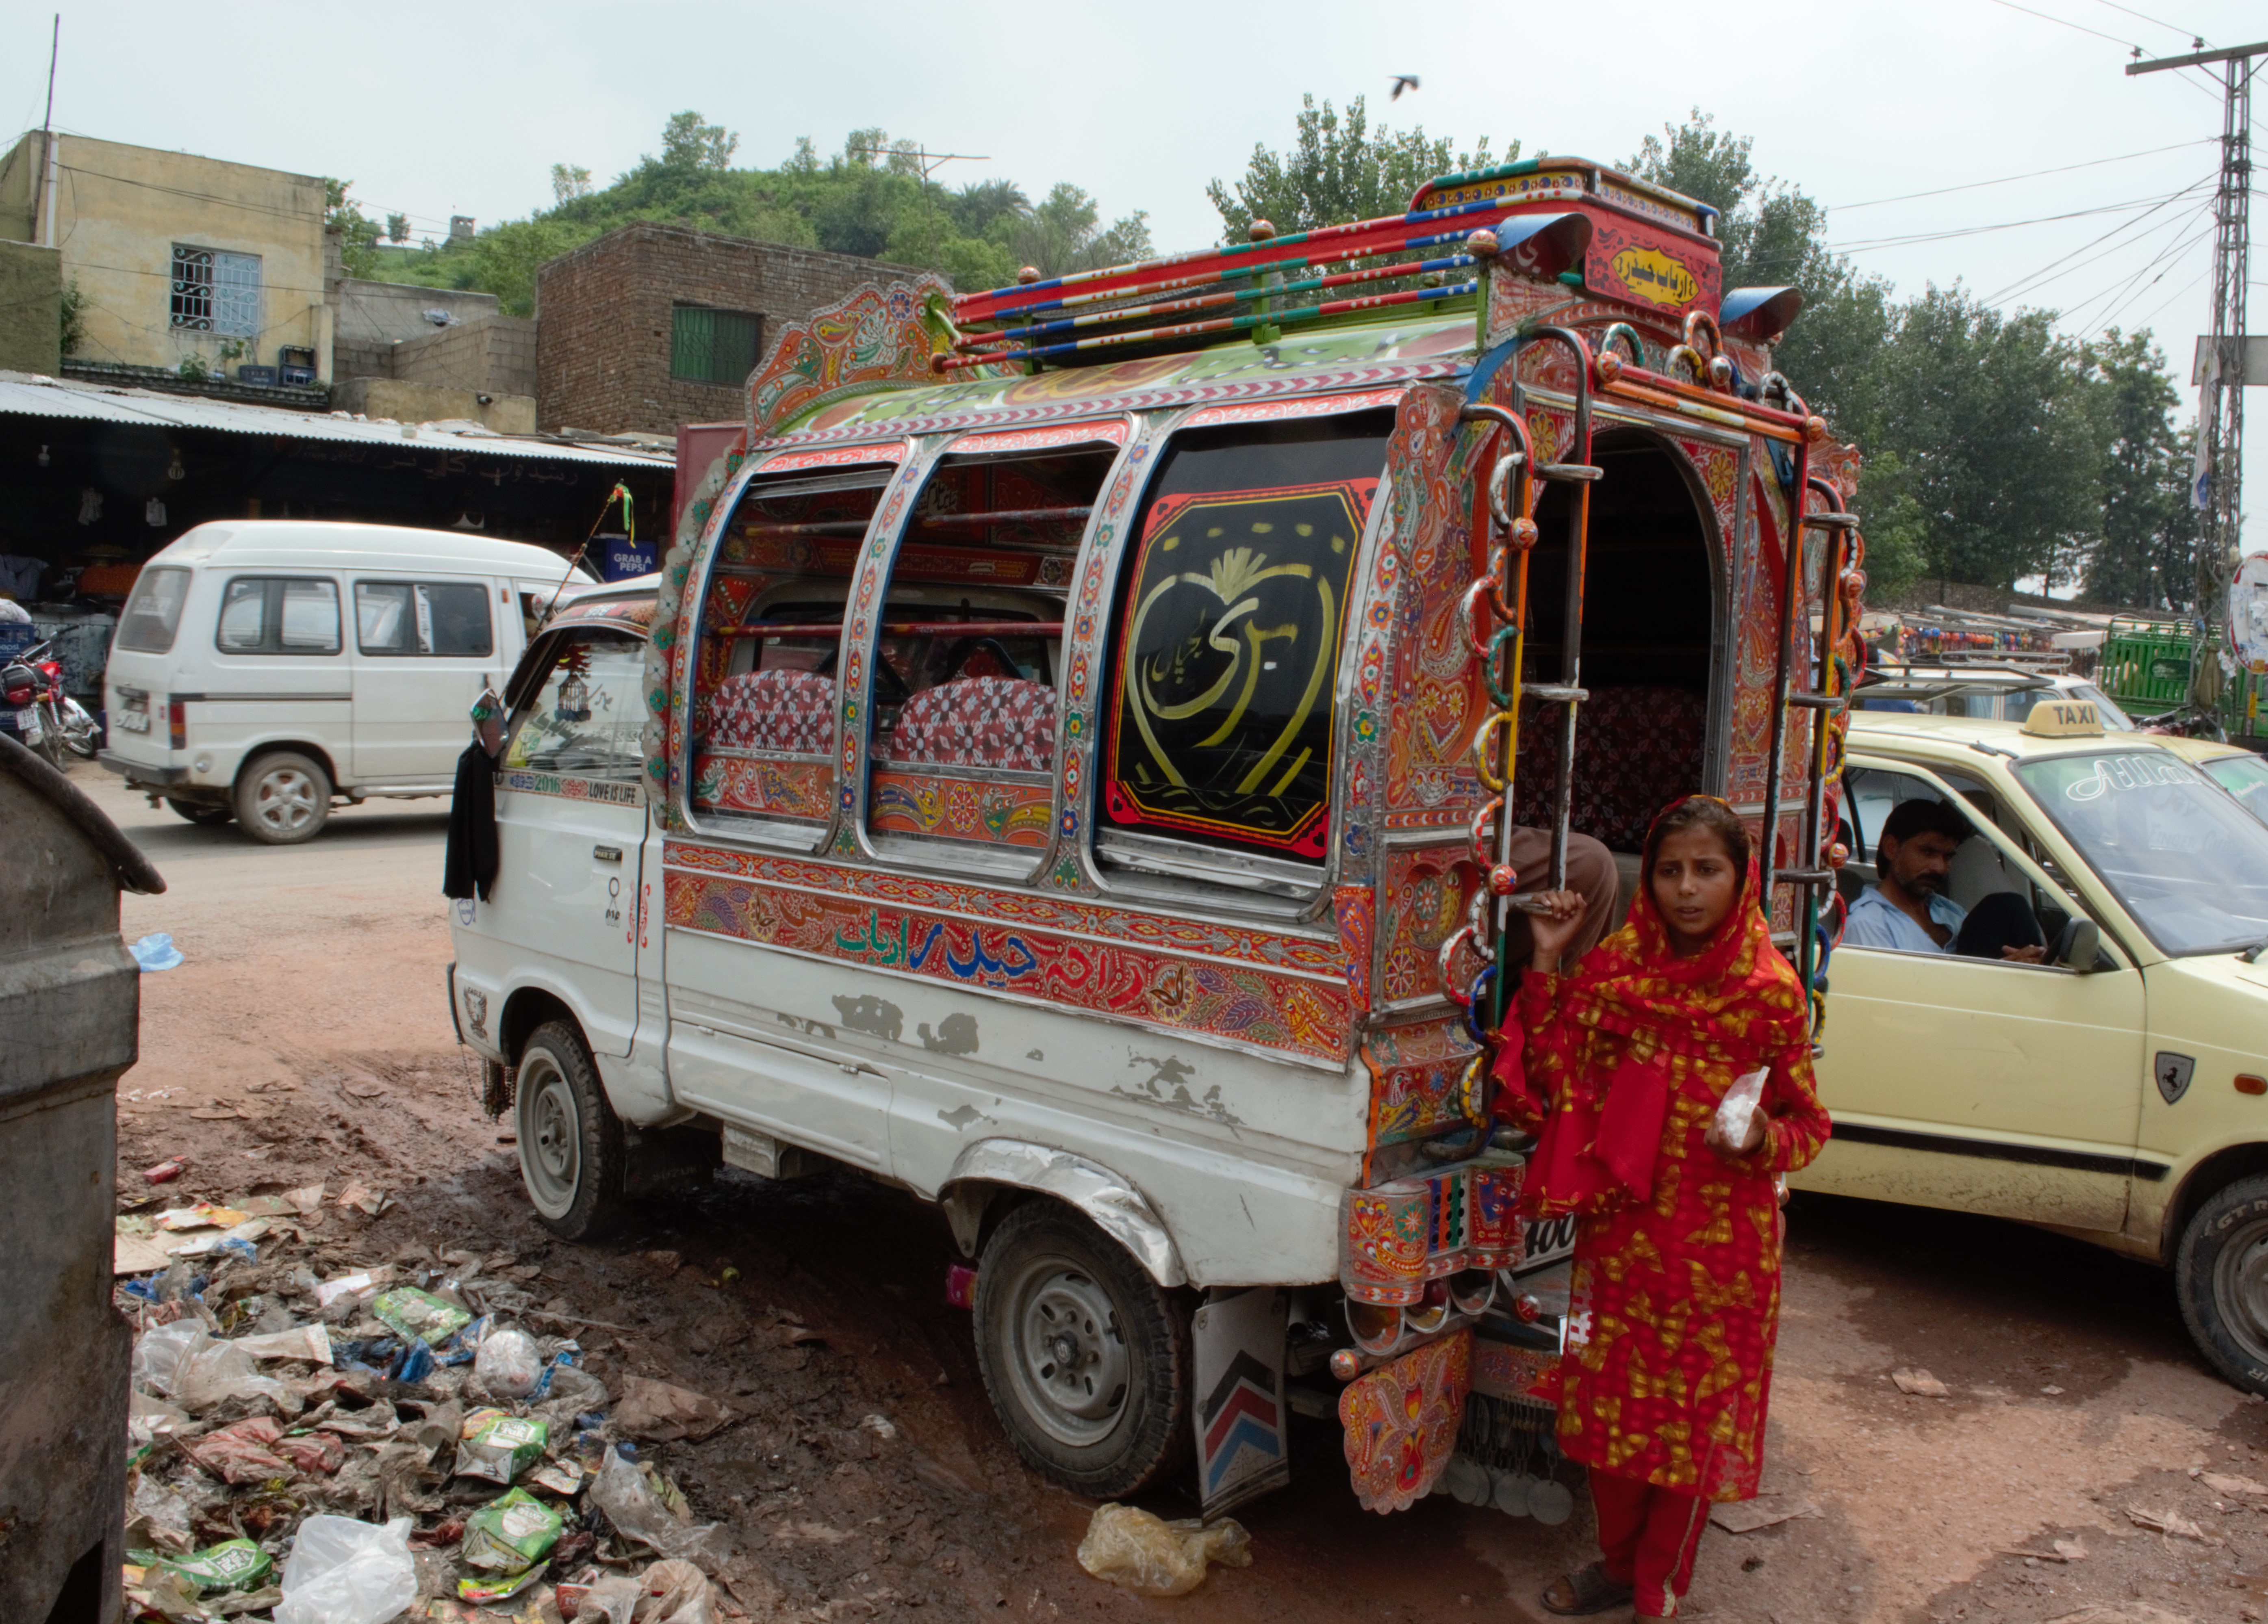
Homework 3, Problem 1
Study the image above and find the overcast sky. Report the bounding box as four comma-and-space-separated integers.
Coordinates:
8, 0, 2262, 562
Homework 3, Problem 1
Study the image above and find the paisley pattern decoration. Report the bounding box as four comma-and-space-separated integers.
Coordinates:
1332, 884, 1376, 1010
690, 753, 833, 822
745, 275, 963, 440
1379, 386, 1479, 830
1361, 1022, 1484, 1162
1339, 1329, 1473, 1513
1378, 848, 1477, 1006
869, 770, 1053, 848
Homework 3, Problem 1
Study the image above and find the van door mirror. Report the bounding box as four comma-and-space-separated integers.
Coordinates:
2055, 917, 2101, 971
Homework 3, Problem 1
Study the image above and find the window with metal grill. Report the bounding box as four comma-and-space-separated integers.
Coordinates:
670, 305, 762, 385
170, 246, 262, 337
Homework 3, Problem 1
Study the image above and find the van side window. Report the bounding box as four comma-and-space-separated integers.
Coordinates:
689, 460, 895, 828
861, 437, 1113, 861
1097, 411, 1389, 884
215, 577, 341, 655
117, 566, 191, 653
505, 630, 647, 782
355, 581, 494, 657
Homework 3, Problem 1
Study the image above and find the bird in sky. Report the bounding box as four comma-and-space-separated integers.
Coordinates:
1389, 74, 1420, 100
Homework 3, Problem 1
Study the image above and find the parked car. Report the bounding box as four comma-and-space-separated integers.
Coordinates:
1800, 700, 2268, 1392
2155, 735, 2268, 827
100, 522, 595, 843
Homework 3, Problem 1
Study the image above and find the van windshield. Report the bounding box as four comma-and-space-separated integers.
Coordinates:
117, 567, 191, 653
2014, 749, 2268, 956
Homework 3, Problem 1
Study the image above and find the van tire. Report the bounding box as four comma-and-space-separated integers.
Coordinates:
167, 799, 233, 826
972, 1201, 1191, 1499
2175, 1174, 2268, 1397
236, 750, 331, 844
515, 1020, 628, 1242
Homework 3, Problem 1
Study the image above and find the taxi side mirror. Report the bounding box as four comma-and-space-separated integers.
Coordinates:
2055, 917, 2101, 971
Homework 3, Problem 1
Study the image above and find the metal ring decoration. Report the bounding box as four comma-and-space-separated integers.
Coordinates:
1487, 452, 1523, 534
1665, 344, 1708, 385
1469, 796, 1505, 872
1597, 323, 1645, 371
1485, 624, 1525, 708
1462, 968, 1499, 1047
1487, 545, 1520, 619
1461, 577, 1501, 662
1439, 925, 1488, 1006
1682, 309, 1723, 360
1470, 709, 1517, 792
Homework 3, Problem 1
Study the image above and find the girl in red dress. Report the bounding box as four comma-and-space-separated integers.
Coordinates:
1495, 796, 1831, 1621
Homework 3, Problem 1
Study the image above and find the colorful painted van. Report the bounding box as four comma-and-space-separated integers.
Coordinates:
448, 153, 1868, 1517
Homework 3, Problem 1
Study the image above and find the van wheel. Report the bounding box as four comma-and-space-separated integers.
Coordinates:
972, 1201, 1190, 1498
2175, 1174, 2268, 1396
167, 799, 232, 826
515, 1021, 627, 1241
236, 751, 331, 844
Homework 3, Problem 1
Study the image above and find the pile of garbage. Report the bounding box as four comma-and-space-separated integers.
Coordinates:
116, 1186, 737, 1622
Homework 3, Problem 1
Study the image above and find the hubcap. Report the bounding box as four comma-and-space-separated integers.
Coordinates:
2216, 1216, 2268, 1365
1003, 1257, 1131, 1448
517, 1055, 580, 1220
254, 767, 319, 833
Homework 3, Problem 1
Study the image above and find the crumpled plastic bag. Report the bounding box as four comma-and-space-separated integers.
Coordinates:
630, 1559, 715, 1623
613, 1376, 735, 1442
135, 1322, 296, 1414
471, 1326, 543, 1401
1074, 1503, 1251, 1598
273, 1515, 418, 1624
132, 1320, 207, 1397
571, 1572, 644, 1624
590, 1450, 731, 1573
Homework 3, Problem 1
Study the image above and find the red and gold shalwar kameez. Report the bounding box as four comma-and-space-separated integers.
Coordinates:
1495, 852, 1830, 1617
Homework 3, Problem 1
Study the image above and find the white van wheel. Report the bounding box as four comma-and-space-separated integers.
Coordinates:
515, 1021, 627, 1241
236, 751, 331, 844
972, 1202, 1190, 1498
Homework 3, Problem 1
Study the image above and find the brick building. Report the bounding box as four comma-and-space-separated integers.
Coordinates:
535, 222, 887, 436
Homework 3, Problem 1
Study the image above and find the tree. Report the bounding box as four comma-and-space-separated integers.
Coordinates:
549, 164, 592, 206
323, 178, 383, 279
1207, 95, 1503, 238
384, 212, 410, 245
2081, 329, 2202, 609
58, 275, 83, 357
653, 112, 738, 174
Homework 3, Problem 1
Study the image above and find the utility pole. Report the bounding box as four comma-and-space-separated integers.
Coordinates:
34, 13, 58, 246
2129, 38, 2262, 710
847, 140, 988, 265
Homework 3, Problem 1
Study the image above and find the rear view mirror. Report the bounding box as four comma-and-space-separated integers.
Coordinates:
2055, 917, 2101, 971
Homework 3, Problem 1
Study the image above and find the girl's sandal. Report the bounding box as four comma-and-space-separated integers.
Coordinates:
1540, 1563, 1635, 1616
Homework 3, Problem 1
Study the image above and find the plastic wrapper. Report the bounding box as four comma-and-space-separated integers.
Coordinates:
185, 1417, 295, 1485
1074, 1503, 1252, 1598
460, 1486, 563, 1573
231, 1323, 333, 1364
140, 1324, 295, 1414
132, 1320, 206, 1397
590, 1450, 731, 1573
1712, 1066, 1769, 1149
454, 1407, 548, 1483
472, 1326, 543, 1400
630, 1559, 717, 1624
570, 1572, 645, 1624
141, 1537, 273, 1593
370, 1285, 472, 1346
272, 1515, 418, 1624
459, 1562, 548, 1604
130, 1390, 190, 1447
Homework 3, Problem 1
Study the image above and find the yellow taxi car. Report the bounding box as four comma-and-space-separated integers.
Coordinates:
2157, 733, 2268, 827
1795, 699, 2268, 1392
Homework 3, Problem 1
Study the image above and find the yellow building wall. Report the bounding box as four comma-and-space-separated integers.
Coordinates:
5, 132, 334, 381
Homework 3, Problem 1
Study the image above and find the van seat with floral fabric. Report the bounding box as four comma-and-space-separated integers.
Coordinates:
704, 668, 836, 755
881, 677, 1057, 773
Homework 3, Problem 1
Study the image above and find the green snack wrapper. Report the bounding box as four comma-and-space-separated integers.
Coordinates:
153, 1537, 274, 1593
455, 1406, 549, 1483
370, 1285, 472, 1345
460, 1487, 563, 1572
457, 1561, 547, 1603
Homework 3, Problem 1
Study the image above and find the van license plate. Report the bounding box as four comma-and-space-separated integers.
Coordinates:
117, 710, 150, 732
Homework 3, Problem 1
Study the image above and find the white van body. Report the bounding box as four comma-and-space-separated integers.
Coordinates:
100, 521, 593, 842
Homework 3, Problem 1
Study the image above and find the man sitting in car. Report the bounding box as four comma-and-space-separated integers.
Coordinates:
1844, 798, 2047, 962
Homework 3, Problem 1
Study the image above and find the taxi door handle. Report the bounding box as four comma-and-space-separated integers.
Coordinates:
593, 845, 623, 863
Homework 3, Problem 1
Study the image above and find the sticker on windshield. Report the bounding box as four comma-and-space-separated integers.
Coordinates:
2062, 754, 2193, 802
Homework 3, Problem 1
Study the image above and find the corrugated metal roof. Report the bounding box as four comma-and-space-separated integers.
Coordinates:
0, 372, 673, 467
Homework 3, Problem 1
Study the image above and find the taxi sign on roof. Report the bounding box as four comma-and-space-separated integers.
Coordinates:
2022, 698, 2104, 737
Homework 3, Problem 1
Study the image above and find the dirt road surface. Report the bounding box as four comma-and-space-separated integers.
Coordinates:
84, 761, 2268, 1623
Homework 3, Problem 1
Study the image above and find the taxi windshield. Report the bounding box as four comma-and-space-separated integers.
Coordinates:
2014, 749, 2268, 956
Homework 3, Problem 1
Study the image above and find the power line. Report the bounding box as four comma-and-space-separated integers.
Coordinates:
1830, 139, 2213, 210
1823, 180, 2213, 253
1984, 0, 2140, 50
1988, 191, 2214, 308
2086, 0, 2204, 41
1980, 173, 2217, 301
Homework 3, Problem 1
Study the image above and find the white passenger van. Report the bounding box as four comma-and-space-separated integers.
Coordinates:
100, 522, 594, 843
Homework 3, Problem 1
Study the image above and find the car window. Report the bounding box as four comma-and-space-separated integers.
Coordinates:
505, 630, 647, 782
355, 580, 494, 657
214, 577, 340, 655
2015, 750, 2268, 956
117, 567, 191, 653
2201, 752, 2268, 826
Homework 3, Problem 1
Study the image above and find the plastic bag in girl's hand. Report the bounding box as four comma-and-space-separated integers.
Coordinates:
1713, 1067, 1769, 1149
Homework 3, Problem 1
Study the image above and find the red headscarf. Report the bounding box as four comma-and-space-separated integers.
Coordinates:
1496, 800, 1809, 1217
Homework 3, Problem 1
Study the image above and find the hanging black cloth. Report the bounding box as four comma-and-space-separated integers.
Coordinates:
443, 741, 501, 901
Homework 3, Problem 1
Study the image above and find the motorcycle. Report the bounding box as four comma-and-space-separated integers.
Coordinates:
2, 637, 91, 767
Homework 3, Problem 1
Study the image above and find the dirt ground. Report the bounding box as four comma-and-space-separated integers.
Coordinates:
82, 761, 2268, 1623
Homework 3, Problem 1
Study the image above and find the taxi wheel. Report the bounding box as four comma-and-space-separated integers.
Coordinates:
972, 1201, 1191, 1499
2175, 1175, 2268, 1396
515, 1021, 628, 1242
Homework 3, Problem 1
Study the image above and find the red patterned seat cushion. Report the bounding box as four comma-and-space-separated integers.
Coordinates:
1511, 685, 1707, 852
883, 677, 1057, 772
704, 669, 836, 755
